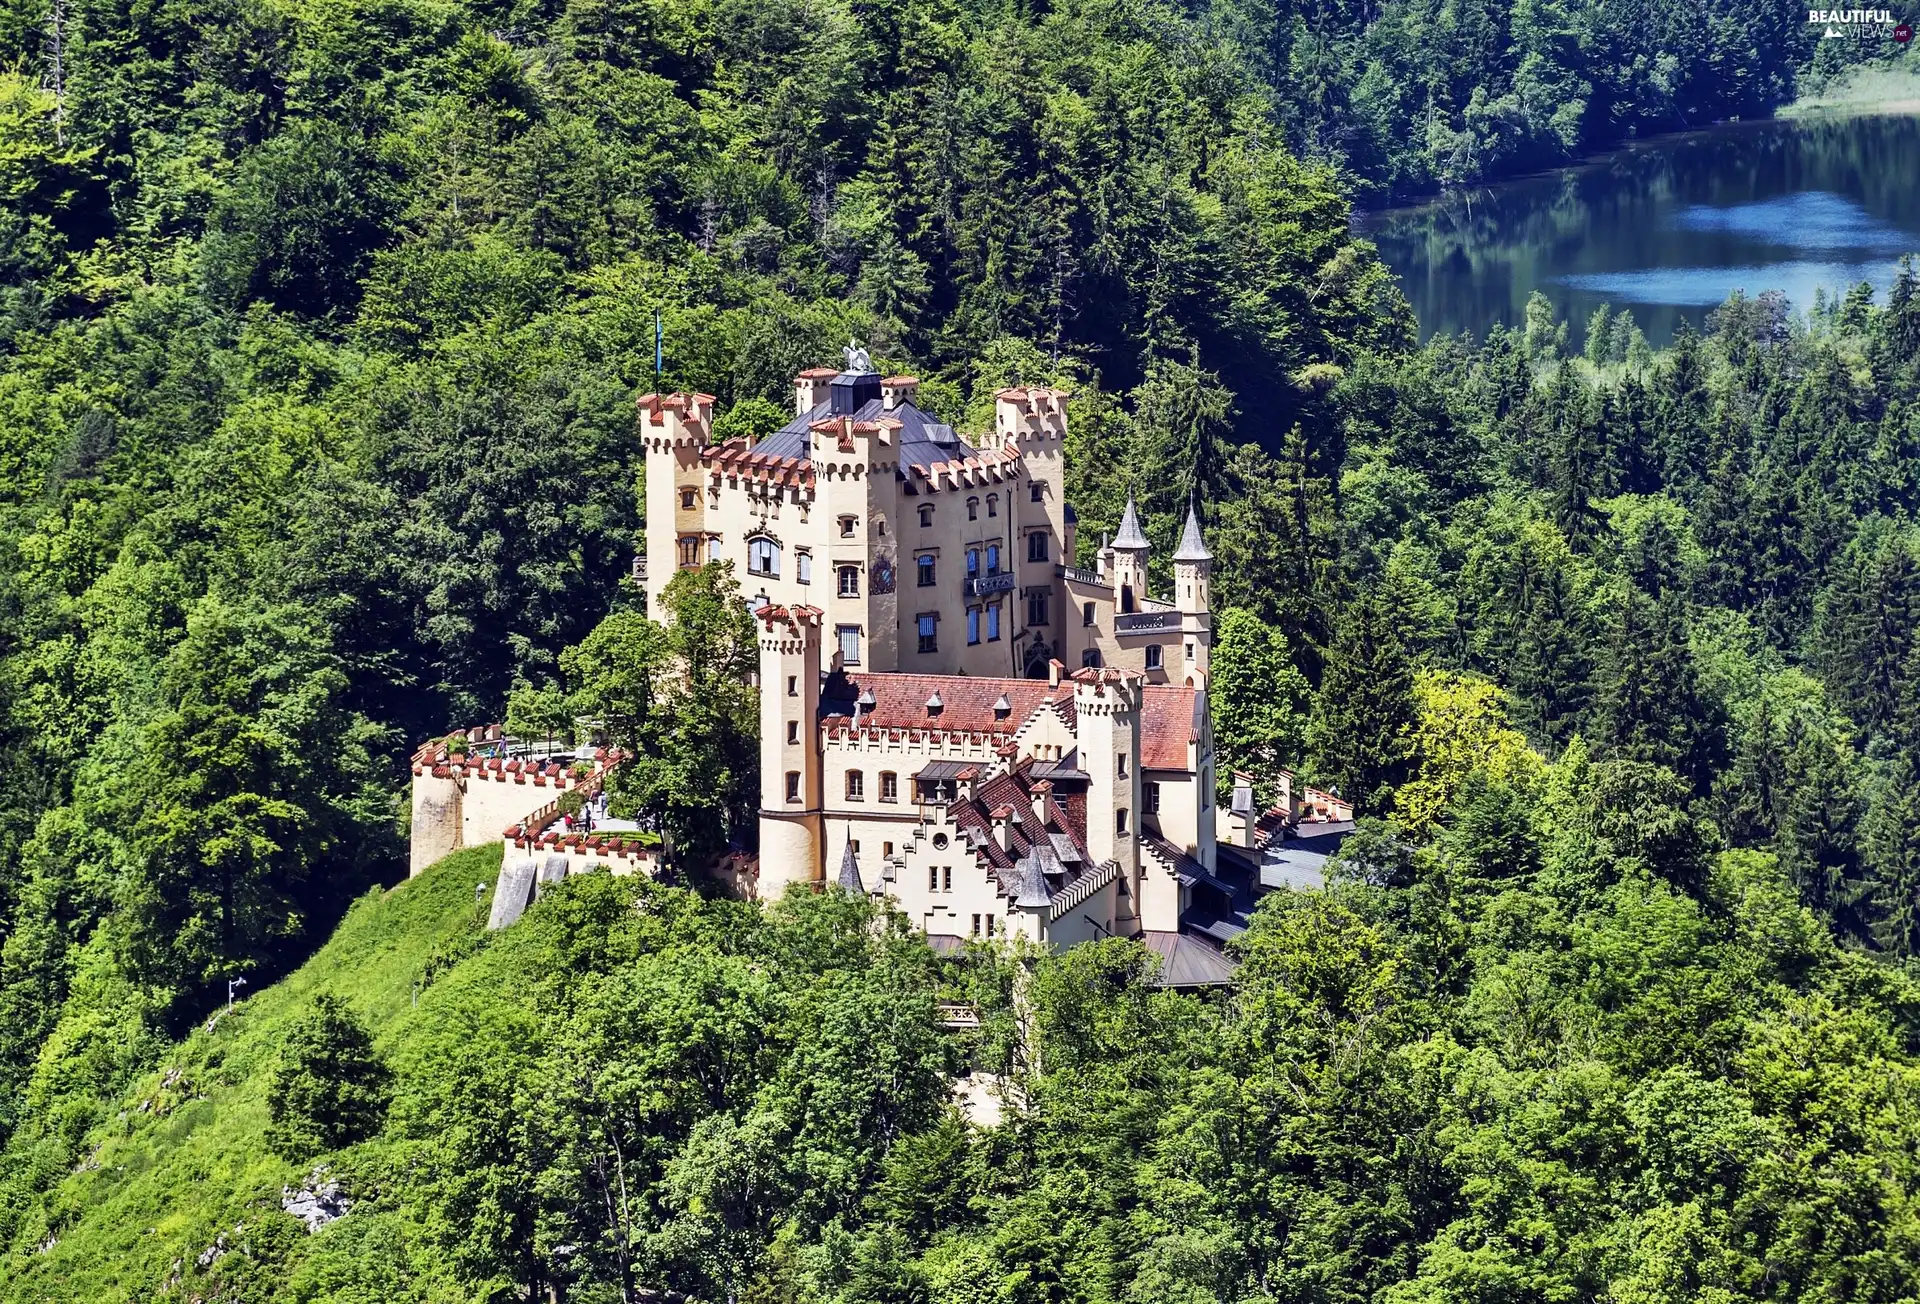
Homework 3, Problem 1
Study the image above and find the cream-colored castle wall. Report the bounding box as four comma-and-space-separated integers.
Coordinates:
646, 385, 1075, 678
409, 773, 462, 877
460, 771, 585, 850
501, 835, 657, 879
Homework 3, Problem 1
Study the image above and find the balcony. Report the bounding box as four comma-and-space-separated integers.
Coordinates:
966, 572, 1016, 597
1115, 610, 1181, 634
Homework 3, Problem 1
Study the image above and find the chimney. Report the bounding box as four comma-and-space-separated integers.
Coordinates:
1030, 779, 1052, 828
1047, 659, 1063, 688
992, 805, 1014, 852
1230, 772, 1257, 849
882, 376, 919, 410
955, 766, 977, 804
794, 367, 837, 415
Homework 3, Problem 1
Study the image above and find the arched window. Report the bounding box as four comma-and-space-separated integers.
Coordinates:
967, 497, 979, 521
987, 493, 998, 517
748, 536, 781, 577
918, 505, 935, 527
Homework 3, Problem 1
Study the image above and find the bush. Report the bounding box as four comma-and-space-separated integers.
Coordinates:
265, 994, 393, 1162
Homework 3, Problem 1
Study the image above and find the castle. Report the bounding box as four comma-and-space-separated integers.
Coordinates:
410, 349, 1350, 975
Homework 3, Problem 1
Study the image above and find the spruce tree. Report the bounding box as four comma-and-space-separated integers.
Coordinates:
1307, 579, 1418, 813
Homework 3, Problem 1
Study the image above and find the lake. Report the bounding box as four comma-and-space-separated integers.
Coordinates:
1359, 112, 1920, 347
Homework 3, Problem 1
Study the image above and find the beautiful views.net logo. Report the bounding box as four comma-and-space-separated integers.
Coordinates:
1807, 8, 1913, 38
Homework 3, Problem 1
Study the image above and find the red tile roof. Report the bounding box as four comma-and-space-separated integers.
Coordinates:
1141, 685, 1202, 771
831, 673, 1073, 737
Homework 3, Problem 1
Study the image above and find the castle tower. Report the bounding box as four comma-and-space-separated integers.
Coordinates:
1172, 497, 1213, 690
1110, 493, 1150, 615
1073, 667, 1144, 932
758, 604, 824, 896
996, 386, 1071, 672
640, 391, 715, 621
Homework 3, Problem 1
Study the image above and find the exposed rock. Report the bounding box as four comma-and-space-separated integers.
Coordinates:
281, 1167, 351, 1233
195, 1232, 227, 1269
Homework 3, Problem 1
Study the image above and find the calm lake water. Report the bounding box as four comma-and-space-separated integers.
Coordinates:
1360, 113, 1920, 347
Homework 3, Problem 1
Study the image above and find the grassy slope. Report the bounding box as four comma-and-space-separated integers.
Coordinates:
1, 845, 504, 1303
1783, 62, 1920, 115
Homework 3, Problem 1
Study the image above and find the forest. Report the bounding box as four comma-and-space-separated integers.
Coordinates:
4, 0, 1920, 1294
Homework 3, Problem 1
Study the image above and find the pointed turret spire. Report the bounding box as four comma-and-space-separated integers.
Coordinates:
1113, 492, 1149, 550
1173, 494, 1211, 562
837, 842, 863, 893
1013, 853, 1052, 908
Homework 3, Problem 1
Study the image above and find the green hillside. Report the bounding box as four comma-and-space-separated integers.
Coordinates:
1, 845, 503, 1300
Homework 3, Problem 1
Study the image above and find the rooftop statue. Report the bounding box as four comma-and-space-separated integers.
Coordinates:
842, 340, 875, 375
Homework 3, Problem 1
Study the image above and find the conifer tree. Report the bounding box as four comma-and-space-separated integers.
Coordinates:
1594, 586, 1722, 793
1307, 578, 1419, 813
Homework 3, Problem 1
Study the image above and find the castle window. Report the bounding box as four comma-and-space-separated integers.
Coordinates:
987, 494, 998, 517
967, 608, 981, 645
838, 566, 860, 597
787, 721, 799, 744
986, 543, 1001, 576
847, 770, 865, 800
1030, 482, 1044, 503
1145, 644, 1163, 670
785, 771, 801, 803
929, 865, 939, 892
1144, 781, 1161, 815
918, 613, 938, 654
966, 547, 980, 579
1116, 753, 1128, 779
839, 515, 858, 537
836, 625, 861, 666
1115, 808, 1129, 835
708, 537, 722, 563
884, 841, 894, 856
1120, 585, 1136, 614
919, 505, 935, 527
971, 913, 980, 936
968, 497, 979, 521
877, 518, 887, 538
1027, 532, 1048, 562
677, 536, 700, 568
917, 554, 937, 587
787, 676, 797, 697
1185, 640, 1194, 661
1081, 649, 1102, 668
1083, 601, 1096, 626
1028, 594, 1049, 627
987, 602, 1001, 641
680, 488, 696, 510
748, 537, 781, 577
880, 771, 898, 802
796, 550, 812, 584
942, 865, 952, 891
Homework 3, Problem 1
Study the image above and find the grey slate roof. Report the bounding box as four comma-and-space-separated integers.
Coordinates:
837, 842, 864, 893
1173, 500, 1212, 562
1141, 931, 1240, 987
755, 396, 965, 474
1012, 852, 1052, 907
1113, 493, 1150, 549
